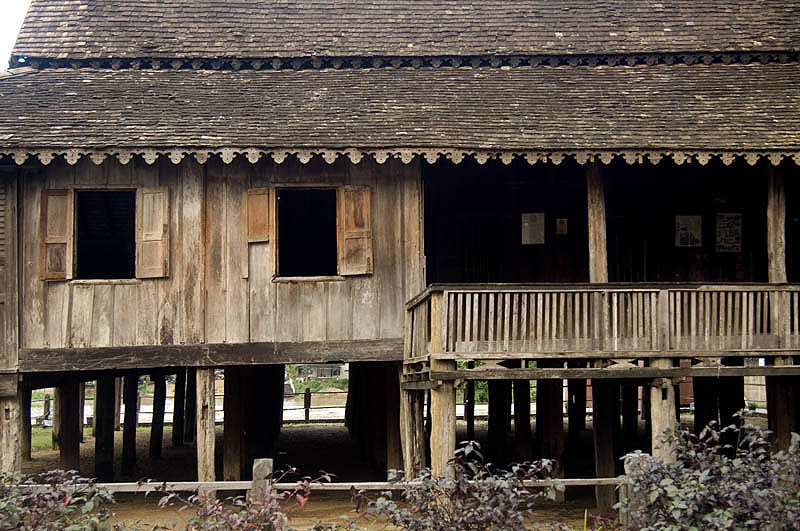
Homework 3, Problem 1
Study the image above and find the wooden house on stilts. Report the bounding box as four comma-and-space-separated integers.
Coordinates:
1, 0, 799, 508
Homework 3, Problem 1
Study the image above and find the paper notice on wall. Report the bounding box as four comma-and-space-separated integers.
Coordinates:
675, 215, 702, 247
521, 213, 545, 245
716, 213, 742, 253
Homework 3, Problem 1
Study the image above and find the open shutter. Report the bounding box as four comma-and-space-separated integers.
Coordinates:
40, 189, 73, 280
136, 187, 169, 278
242, 188, 272, 278
337, 185, 373, 275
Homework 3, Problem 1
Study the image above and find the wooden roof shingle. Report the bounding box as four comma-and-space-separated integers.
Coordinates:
11, 0, 800, 61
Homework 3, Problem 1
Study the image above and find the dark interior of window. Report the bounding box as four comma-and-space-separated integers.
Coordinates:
76, 190, 136, 279
277, 188, 337, 277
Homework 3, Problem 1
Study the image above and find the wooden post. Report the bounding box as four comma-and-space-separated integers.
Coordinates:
567, 370, 587, 445
692, 377, 718, 434
304, 387, 312, 422
94, 374, 115, 481
121, 374, 138, 476
21, 383, 31, 461
113, 377, 122, 431
765, 165, 796, 450
172, 368, 186, 447
385, 362, 403, 473
184, 369, 197, 443
58, 378, 81, 471
223, 367, 244, 481
52, 388, 60, 450
465, 362, 475, 440
513, 379, 532, 443
78, 382, 85, 443
429, 293, 456, 477
488, 380, 510, 461
621, 383, 639, 450
649, 371, 677, 460
587, 162, 616, 509
92, 381, 99, 437
249, 457, 273, 500
196, 367, 216, 483
0, 392, 21, 472
149, 372, 166, 459
400, 388, 426, 479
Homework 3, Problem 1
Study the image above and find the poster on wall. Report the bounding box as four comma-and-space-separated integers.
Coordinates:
521, 213, 545, 245
716, 213, 742, 253
675, 215, 702, 247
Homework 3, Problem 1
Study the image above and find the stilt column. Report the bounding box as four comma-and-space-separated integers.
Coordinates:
429, 293, 456, 477
196, 367, 216, 482
0, 383, 21, 472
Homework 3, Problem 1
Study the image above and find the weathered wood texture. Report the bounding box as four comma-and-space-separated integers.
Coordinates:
17, 157, 422, 367
121, 374, 138, 475
428, 294, 456, 477
0, 396, 21, 472
95, 374, 115, 481
196, 368, 216, 482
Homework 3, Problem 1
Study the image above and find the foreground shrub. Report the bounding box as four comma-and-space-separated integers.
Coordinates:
618, 419, 800, 530
0, 470, 115, 530
357, 441, 564, 531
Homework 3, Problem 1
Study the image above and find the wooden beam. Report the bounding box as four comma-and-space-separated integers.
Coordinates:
429, 365, 800, 380
171, 368, 186, 447
196, 368, 216, 483
428, 294, 456, 477
121, 374, 138, 476
149, 372, 166, 459
19, 339, 404, 372
94, 374, 115, 481
184, 369, 197, 443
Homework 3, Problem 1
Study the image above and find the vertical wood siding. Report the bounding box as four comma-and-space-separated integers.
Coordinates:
19, 156, 423, 352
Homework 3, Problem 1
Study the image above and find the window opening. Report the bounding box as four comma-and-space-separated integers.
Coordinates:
75, 190, 136, 279
277, 188, 338, 277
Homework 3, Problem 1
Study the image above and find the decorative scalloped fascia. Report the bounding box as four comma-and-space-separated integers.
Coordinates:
1, 147, 798, 168
18, 51, 799, 73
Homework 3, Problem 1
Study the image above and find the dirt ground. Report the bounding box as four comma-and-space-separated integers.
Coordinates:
23, 420, 598, 528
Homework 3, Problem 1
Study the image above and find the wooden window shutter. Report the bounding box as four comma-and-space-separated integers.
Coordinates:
40, 189, 73, 280
242, 188, 272, 278
136, 187, 170, 278
337, 185, 373, 275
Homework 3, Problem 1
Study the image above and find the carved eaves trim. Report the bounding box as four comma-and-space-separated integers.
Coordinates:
1, 148, 796, 168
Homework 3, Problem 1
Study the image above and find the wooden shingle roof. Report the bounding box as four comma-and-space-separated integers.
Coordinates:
0, 63, 797, 166
12, 0, 800, 61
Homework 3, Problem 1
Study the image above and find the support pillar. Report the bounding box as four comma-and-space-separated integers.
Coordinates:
429, 293, 456, 477
94, 374, 116, 481
78, 383, 85, 443
649, 364, 678, 460
149, 372, 166, 459
692, 377, 718, 434
765, 165, 796, 450
172, 368, 186, 447
513, 376, 532, 456
21, 382, 31, 461
196, 367, 216, 482
184, 369, 197, 443
121, 374, 138, 476
465, 362, 475, 441
0, 391, 21, 472
223, 367, 245, 481
386, 362, 403, 473
488, 380, 510, 461
400, 387, 426, 479
621, 383, 639, 450
567, 371, 587, 446
587, 162, 617, 509
113, 377, 122, 431
58, 377, 81, 471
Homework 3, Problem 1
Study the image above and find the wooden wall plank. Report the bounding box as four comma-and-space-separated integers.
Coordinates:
375, 171, 402, 339
21, 171, 45, 348
224, 161, 248, 343
205, 158, 227, 343
90, 284, 114, 347
276, 283, 301, 342
180, 160, 205, 344
248, 244, 274, 342
157, 163, 181, 344
68, 284, 93, 348
402, 162, 424, 301
301, 282, 327, 341
45, 284, 66, 348
326, 281, 352, 340
113, 284, 137, 346
136, 282, 158, 345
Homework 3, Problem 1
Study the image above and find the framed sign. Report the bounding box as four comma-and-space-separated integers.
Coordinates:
675, 215, 702, 247
521, 213, 545, 245
716, 213, 742, 253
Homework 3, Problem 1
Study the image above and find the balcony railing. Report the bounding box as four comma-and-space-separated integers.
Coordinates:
405, 284, 800, 361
